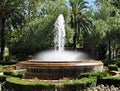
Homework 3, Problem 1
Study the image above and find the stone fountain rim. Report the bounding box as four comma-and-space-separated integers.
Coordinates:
16, 60, 103, 67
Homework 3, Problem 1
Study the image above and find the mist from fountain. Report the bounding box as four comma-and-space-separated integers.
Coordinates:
34, 14, 88, 62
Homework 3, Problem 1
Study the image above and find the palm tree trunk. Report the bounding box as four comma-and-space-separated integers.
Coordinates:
73, 20, 78, 49
0, 18, 6, 60
73, 32, 77, 48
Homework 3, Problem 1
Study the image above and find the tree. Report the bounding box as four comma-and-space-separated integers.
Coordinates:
111, 0, 120, 9
92, 0, 120, 60
69, 0, 92, 48
0, 0, 25, 60
8, 0, 70, 60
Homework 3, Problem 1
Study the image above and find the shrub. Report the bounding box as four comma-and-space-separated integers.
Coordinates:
0, 61, 17, 65
78, 71, 110, 79
2, 77, 55, 91
97, 77, 120, 87
108, 64, 118, 71
78, 72, 94, 78
112, 58, 120, 67
0, 75, 7, 82
63, 77, 97, 91
104, 58, 120, 67
16, 71, 25, 79
3, 70, 25, 79
3, 70, 14, 76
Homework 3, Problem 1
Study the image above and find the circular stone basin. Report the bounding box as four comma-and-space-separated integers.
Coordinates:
16, 60, 103, 80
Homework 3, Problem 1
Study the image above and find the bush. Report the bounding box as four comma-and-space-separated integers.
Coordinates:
3, 70, 14, 76
104, 58, 120, 67
97, 77, 120, 87
0, 61, 17, 65
108, 64, 118, 71
78, 71, 110, 79
16, 71, 25, 79
2, 77, 55, 91
0, 75, 7, 82
63, 77, 97, 91
112, 58, 120, 67
3, 70, 25, 79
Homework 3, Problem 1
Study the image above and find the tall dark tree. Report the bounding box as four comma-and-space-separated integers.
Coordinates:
0, 0, 24, 60
69, 0, 92, 48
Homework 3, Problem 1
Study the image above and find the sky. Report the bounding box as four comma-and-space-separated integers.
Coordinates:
86, 0, 95, 7
86, 0, 97, 10
66, 0, 96, 9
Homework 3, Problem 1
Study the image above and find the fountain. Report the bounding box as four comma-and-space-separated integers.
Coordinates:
16, 14, 103, 80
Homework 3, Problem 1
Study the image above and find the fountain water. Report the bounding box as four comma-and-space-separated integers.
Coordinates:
34, 14, 88, 62
16, 14, 103, 80
54, 14, 65, 51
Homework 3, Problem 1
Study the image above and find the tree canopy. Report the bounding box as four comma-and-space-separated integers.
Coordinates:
0, 0, 120, 61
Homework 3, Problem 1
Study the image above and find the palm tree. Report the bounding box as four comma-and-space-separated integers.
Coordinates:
69, 0, 92, 48
0, 0, 24, 60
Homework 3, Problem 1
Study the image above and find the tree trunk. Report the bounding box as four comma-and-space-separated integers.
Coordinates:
73, 20, 78, 49
108, 40, 111, 61
0, 18, 6, 60
73, 32, 77, 48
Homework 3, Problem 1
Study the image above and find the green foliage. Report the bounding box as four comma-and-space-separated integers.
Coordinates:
16, 71, 25, 79
6, 77, 54, 86
2, 77, 55, 91
8, 0, 70, 60
108, 64, 118, 71
88, 0, 120, 60
112, 58, 120, 67
97, 77, 120, 87
78, 71, 110, 79
3, 70, 14, 76
0, 61, 17, 65
0, 75, 7, 83
3, 70, 25, 79
69, 0, 92, 48
63, 77, 97, 91
0, 0, 25, 60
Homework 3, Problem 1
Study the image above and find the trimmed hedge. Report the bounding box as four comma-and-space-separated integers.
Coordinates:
2, 77, 55, 91
112, 58, 120, 67
63, 77, 97, 91
104, 58, 120, 67
3, 70, 14, 76
97, 77, 120, 87
0, 61, 17, 65
108, 64, 118, 71
0, 75, 7, 82
78, 71, 110, 79
3, 70, 25, 78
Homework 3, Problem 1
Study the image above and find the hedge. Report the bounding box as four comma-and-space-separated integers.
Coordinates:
63, 77, 97, 91
0, 75, 7, 82
3, 70, 25, 78
97, 77, 120, 87
2, 77, 55, 91
111, 58, 120, 67
78, 71, 110, 79
108, 64, 118, 71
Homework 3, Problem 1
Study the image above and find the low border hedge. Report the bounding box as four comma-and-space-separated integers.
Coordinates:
108, 64, 118, 71
0, 75, 7, 82
63, 77, 97, 91
97, 77, 120, 87
2, 77, 55, 91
